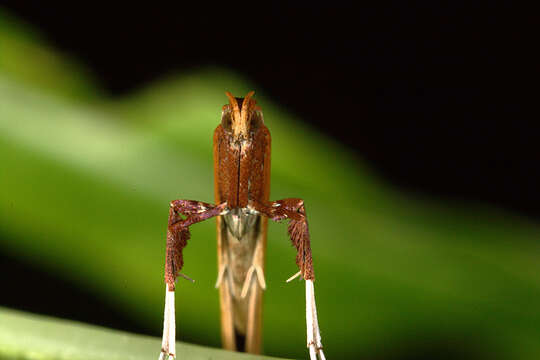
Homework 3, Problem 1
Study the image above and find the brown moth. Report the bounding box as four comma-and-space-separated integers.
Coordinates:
159, 92, 325, 360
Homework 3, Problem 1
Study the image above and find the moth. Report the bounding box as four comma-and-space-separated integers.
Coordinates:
159, 91, 326, 360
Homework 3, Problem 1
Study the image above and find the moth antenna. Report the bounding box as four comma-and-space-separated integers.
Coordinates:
225, 91, 241, 121
241, 90, 256, 123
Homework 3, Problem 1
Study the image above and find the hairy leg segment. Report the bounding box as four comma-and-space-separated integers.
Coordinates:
250, 198, 326, 360
159, 200, 227, 360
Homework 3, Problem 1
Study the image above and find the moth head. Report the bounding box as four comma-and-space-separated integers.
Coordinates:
221, 91, 263, 140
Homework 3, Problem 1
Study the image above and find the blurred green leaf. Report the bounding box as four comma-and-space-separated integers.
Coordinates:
2, 8, 540, 360
0, 307, 285, 360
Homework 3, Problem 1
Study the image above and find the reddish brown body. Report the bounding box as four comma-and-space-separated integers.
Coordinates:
161, 92, 323, 360
213, 94, 271, 209
213, 93, 271, 352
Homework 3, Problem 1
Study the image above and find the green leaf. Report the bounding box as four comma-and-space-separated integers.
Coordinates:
0, 307, 286, 360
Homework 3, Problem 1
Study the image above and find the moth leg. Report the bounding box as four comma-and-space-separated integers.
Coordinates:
215, 262, 228, 289
160, 200, 227, 360
240, 263, 266, 298
251, 198, 326, 360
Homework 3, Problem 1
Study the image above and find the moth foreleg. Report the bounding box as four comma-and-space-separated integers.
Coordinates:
159, 200, 227, 360
165, 200, 228, 287
251, 198, 326, 360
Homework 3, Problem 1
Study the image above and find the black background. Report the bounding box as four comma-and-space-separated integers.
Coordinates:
1, 0, 537, 347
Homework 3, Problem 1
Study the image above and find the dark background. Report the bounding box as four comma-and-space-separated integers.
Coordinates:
1, 0, 537, 348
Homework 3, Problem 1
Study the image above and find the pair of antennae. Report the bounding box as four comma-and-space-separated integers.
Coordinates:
225, 91, 256, 138
225, 90, 255, 117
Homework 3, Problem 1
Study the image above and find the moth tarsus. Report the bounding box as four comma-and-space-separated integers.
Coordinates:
159, 286, 176, 360
159, 91, 326, 358
306, 279, 325, 360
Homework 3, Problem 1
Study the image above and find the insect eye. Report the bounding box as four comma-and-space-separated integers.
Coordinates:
221, 111, 232, 131
250, 111, 263, 129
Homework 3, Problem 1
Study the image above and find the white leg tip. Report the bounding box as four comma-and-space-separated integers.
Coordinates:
160, 286, 176, 360
305, 280, 325, 359
309, 345, 317, 360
